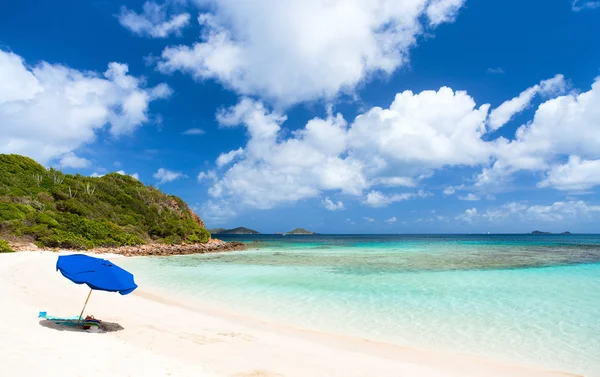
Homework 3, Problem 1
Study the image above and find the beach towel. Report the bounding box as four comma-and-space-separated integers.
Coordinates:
38, 311, 81, 326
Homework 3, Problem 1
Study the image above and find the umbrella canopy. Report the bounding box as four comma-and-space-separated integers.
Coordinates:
56, 254, 137, 295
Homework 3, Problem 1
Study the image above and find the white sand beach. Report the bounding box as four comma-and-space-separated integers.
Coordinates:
0, 251, 579, 377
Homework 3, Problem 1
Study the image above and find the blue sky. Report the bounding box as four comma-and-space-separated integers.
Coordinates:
1, 0, 600, 233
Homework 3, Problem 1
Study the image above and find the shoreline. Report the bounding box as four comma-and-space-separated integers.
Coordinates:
134, 282, 579, 377
0, 251, 581, 377
7, 238, 246, 256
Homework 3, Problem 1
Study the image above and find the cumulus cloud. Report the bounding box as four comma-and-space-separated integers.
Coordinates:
487, 67, 505, 74
363, 217, 375, 223
199, 200, 238, 224
59, 152, 91, 169
197, 74, 600, 219
118, 1, 191, 38
483, 201, 600, 222
116, 170, 140, 180
538, 156, 600, 191
572, 0, 600, 11
488, 74, 567, 131
322, 197, 345, 211
182, 128, 205, 135
347, 87, 492, 170
477, 76, 600, 189
426, 0, 465, 26
385, 216, 398, 223
197, 170, 218, 182
443, 184, 464, 196
216, 148, 244, 167
364, 191, 415, 207
455, 207, 478, 223
459, 193, 480, 201
0, 49, 171, 165
157, 0, 466, 106
153, 168, 185, 184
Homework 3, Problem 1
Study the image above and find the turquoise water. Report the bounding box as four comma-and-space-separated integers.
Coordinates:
120, 235, 600, 376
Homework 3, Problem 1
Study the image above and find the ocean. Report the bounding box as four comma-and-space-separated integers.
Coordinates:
119, 234, 600, 376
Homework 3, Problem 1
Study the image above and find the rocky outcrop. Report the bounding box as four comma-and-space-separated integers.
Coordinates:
91, 239, 245, 256
188, 209, 205, 229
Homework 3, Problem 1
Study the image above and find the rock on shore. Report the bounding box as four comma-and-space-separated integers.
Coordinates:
92, 239, 246, 256
9, 239, 246, 256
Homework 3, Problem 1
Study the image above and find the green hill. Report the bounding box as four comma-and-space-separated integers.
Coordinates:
210, 227, 260, 234
0, 154, 210, 250
284, 228, 315, 235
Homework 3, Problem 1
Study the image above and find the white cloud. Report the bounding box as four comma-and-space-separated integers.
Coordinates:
488, 74, 566, 131
118, 1, 190, 38
487, 67, 504, 74
459, 193, 480, 201
484, 201, 600, 222
363, 190, 414, 207
0, 49, 171, 165
199, 199, 238, 224
205, 89, 482, 211
90, 172, 104, 178
426, 0, 465, 26
116, 170, 140, 180
153, 168, 184, 184
443, 186, 456, 196
363, 217, 375, 223
477, 76, 600, 189
443, 184, 464, 196
385, 216, 397, 223
182, 128, 205, 135
572, 0, 600, 11
157, 0, 466, 106
371, 176, 417, 187
322, 197, 345, 211
347, 86, 492, 170
198, 75, 600, 215
58, 152, 91, 169
205, 98, 365, 209
216, 147, 244, 167
538, 156, 600, 191
197, 170, 218, 182
363, 189, 431, 207
455, 207, 478, 223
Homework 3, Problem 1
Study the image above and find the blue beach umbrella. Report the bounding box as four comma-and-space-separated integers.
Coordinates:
56, 254, 138, 324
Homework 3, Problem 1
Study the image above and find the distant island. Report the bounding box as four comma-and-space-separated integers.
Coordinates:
531, 230, 572, 235
284, 228, 316, 235
209, 227, 260, 235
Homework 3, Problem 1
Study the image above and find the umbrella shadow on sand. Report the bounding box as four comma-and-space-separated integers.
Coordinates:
39, 319, 124, 333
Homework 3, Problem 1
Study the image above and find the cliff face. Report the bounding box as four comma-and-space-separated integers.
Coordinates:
188, 209, 206, 229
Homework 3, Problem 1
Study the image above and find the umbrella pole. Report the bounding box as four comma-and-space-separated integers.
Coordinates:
77, 289, 93, 325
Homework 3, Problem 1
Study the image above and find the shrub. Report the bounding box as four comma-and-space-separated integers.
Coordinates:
0, 239, 14, 253
56, 199, 90, 216
0, 203, 31, 221
36, 192, 54, 203
39, 230, 95, 250
161, 235, 183, 245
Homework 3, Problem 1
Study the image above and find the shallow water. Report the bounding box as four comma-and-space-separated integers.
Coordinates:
120, 235, 600, 376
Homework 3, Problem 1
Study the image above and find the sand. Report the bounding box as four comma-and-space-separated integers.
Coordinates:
0, 251, 579, 377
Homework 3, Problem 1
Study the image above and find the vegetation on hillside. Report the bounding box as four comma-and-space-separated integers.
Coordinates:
0, 154, 210, 250
0, 239, 14, 253
284, 228, 316, 235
